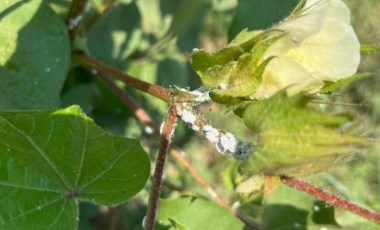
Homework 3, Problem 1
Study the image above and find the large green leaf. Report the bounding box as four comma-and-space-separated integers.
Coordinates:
0, 0, 70, 110
238, 93, 366, 176
228, 0, 299, 39
0, 106, 150, 229
156, 197, 245, 230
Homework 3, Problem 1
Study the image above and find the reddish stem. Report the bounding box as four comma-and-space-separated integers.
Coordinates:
73, 52, 171, 102
97, 73, 158, 132
281, 176, 380, 224
145, 105, 178, 230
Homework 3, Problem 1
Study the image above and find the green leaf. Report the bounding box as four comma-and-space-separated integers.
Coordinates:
168, 219, 189, 230
238, 92, 366, 176
360, 44, 380, 54
156, 197, 245, 230
321, 72, 373, 93
0, 0, 70, 110
0, 106, 150, 229
228, 0, 299, 39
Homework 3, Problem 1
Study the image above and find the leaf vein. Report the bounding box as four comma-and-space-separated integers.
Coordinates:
0, 116, 71, 189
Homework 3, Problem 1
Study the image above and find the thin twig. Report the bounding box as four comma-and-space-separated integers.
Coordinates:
97, 73, 157, 132
73, 51, 171, 102
145, 105, 178, 230
66, 0, 89, 42
281, 176, 380, 224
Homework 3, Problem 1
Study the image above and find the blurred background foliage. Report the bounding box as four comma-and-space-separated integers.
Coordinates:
48, 0, 379, 229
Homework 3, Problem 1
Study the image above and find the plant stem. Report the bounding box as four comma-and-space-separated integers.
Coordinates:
281, 176, 380, 224
73, 51, 171, 102
97, 73, 158, 132
145, 105, 177, 230
66, 0, 89, 41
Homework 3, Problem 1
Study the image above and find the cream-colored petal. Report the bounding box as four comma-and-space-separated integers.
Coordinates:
287, 26, 360, 80
252, 57, 323, 99
277, 0, 329, 40
307, 0, 352, 44
263, 0, 330, 59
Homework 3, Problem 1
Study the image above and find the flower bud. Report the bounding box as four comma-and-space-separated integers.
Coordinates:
252, 0, 360, 99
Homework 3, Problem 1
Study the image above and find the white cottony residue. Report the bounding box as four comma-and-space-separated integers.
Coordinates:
203, 125, 220, 144
176, 86, 254, 159
85, 2, 91, 12
144, 126, 154, 135
216, 132, 238, 153
218, 83, 228, 90
190, 86, 211, 104
191, 124, 200, 131
181, 110, 197, 124
159, 121, 164, 135
68, 15, 83, 30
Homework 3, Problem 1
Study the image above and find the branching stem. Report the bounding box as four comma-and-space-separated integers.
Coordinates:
145, 105, 178, 230
281, 176, 380, 224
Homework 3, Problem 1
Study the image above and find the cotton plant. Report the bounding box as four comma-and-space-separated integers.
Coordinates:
177, 0, 366, 182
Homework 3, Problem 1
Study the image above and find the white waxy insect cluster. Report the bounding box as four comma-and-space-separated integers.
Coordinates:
217, 132, 237, 153
180, 109, 200, 131
178, 107, 254, 159
189, 86, 211, 104
176, 87, 254, 159
203, 125, 220, 144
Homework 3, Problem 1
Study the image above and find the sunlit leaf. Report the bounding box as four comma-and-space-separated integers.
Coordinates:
156, 197, 244, 230
0, 106, 150, 229
0, 0, 70, 110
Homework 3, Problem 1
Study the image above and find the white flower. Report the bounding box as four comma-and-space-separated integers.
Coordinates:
252, 0, 360, 99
